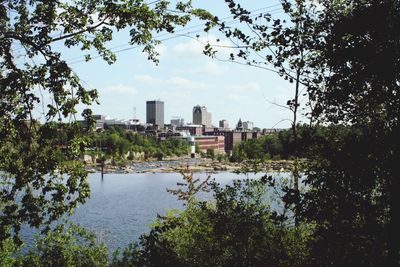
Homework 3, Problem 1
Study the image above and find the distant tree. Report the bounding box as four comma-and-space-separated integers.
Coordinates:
206, 148, 215, 160
155, 151, 164, 161
216, 153, 227, 163
262, 134, 283, 158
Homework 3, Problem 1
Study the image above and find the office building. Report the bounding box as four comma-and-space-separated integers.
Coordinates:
236, 118, 243, 131
243, 121, 254, 131
193, 105, 212, 127
146, 100, 164, 128
219, 119, 229, 129
176, 124, 203, 136
194, 136, 225, 154
171, 118, 184, 127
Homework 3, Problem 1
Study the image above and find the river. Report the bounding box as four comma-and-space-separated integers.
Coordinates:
22, 171, 288, 252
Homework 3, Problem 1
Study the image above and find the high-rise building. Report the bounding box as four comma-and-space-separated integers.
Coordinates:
146, 100, 164, 128
219, 119, 229, 129
193, 105, 212, 127
236, 118, 243, 130
243, 121, 254, 131
171, 118, 184, 127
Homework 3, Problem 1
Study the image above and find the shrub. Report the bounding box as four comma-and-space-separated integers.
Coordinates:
21, 223, 109, 267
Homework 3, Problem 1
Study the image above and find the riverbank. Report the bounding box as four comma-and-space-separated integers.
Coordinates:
85, 157, 297, 174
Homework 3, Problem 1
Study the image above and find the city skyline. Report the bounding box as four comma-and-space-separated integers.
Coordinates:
99, 100, 261, 129
68, 0, 305, 129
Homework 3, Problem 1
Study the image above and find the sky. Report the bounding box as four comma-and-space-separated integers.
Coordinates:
62, 0, 308, 129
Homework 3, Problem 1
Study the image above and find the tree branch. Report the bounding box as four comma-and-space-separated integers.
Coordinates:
48, 19, 108, 44
4, 32, 49, 59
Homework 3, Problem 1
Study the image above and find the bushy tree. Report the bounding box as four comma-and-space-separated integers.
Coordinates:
0, 237, 20, 267
297, 1, 400, 265
113, 177, 313, 267
0, 0, 212, 242
21, 223, 109, 267
90, 129, 190, 159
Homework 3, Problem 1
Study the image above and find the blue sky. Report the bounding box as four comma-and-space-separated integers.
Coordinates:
65, 0, 306, 129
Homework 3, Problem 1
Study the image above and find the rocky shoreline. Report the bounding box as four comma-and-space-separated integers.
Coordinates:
85, 158, 297, 174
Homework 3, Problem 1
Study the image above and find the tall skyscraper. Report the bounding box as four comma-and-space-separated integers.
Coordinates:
146, 100, 164, 128
193, 105, 212, 127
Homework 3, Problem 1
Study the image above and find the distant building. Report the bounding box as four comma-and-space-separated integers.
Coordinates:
170, 118, 184, 127
146, 100, 164, 128
81, 114, 147, 132
204, 128, 266, 154
194, 136, 225, 154
236, 118, 243, 131
243, 121, 254, 131
176, 125, 203, 136
104, 117, 142, 131
204, 130, 243, 154
92, 115, 105, 129
219, 119, 229, 129
193, 105, 212, 127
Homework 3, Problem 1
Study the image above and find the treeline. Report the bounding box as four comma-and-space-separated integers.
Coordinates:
231, 125, 341, 162
88, 126, 190, 160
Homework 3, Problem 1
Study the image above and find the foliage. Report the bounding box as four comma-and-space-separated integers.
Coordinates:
89, 127, 190, 160
0, 237, 21, 267
0, 122, 91, 242
216, 153, 227, 163
297, 0, 400, 265
167, 167, 211, 204
19, 223, 108, 267
0, 0, 207, 241
0, 223, 109, 267
230, 125, 323, 162
114, 177, 313, 267
205, 148, 215, 160
298, 126, 391, 266
207, 0, 400, 264
212, 0, 323, 228
209, 0, 322, 125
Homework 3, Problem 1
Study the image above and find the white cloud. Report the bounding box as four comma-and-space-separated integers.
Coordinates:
193, 60, 229, 76
134, 75, 207, 91
168, 76, 207, 90
224, 82, 262, 93
102, 84, 138, 95
171, 35, 234, 60
172, 39, 202, 58
228, 93, 244, 101
134, 75, 160, 86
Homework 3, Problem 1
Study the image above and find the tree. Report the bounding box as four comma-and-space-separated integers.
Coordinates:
0, 0, 211, 242
206, 148, 215, 160
115, 177, 312, 267
21, 223, 109, 267
207, 0, 322, 226
203, 1, 400, 264
299, 1, 400, 265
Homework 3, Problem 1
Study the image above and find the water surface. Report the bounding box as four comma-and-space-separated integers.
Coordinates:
23, 171, 285, 252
